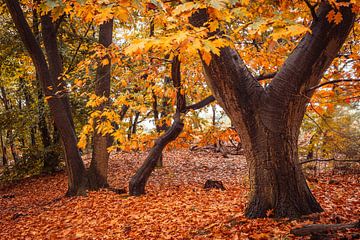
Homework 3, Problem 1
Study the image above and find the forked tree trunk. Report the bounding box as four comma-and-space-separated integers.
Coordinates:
88, 19, 114, 190
190, 2, 355, 218
5, 0, 87, 196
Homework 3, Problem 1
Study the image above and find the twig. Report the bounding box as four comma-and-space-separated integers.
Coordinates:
307, 79, 360, 92
64, 21, 93, 75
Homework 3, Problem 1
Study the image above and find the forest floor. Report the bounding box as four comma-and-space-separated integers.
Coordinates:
0, 149, 359, 239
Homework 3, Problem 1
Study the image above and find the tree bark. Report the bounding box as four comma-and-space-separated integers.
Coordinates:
5, 0, 87, 196
88, 19, 114, 190
129, 56, 185, 195
190, 2, 355, 218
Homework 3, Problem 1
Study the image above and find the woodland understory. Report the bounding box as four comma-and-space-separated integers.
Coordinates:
1, 149, 359, 239
0, 0, 359, 238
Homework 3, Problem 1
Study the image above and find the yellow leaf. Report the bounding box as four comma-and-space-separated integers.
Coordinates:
101, 58, 110, 66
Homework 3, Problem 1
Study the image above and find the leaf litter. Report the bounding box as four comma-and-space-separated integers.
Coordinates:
0, 149, 359, 239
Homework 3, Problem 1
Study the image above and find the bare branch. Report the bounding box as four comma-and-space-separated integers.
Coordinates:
304, 0, 318, 21
307, 78, 360, 92
183, 95, 215, 113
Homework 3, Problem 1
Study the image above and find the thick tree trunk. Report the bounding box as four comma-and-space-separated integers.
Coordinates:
190, 2, 355, 218
5, 0, 87, 196
243, 123, 322, 218
88, 19, 114, 190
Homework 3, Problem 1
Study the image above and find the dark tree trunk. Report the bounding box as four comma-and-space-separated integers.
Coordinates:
132, 111, 140, 134
7, 130, 18, 163
0, 87, 19, 163
32, 9, 60, 173
130, 56, 185, 195
32, 10, 52, 150
88, 19, 114, 190
5, 0, 87, 196
0, 132, 8, 166
190, 2, 355, 218
19, 78, 36, 146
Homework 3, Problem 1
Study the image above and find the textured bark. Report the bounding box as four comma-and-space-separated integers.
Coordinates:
190, 2, 355, 218
88, 19, 114, 190
130, 57, 185, 195
5, 0, 87, 196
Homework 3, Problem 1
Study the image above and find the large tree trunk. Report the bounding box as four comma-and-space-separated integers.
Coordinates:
190, 2, 355, 218
88, 19, 114, 190
5, 0, 87, 196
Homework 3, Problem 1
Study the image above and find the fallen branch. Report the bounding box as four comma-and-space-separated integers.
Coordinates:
291, 221, 359, 236
300, 158, 360, 165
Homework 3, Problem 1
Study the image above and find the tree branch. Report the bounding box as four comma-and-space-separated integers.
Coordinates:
255, 72, 276, 81
183, 95, 216, 113
304, 0, 318, 21
306, 78, 360, 92
291, 221, 359, 236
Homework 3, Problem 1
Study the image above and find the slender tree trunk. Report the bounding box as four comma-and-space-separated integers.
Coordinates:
189, 2, 355, 218
32, 9, 60, 173
32, 10, 52, 150
130, 56, 185, 195
0, 132, 8, 166
88, 19, 114, 190
19, 78, 36, 146
5, 0, 87, 196
7, 130, 18, 163
0, 87, 18, 163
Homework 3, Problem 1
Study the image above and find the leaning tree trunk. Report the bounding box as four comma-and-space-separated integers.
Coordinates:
190, 2, 355, 218
88, 19, 114, 190
129, 56, 185, 195
5, 0, 87, 196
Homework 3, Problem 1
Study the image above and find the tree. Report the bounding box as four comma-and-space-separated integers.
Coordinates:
187, 1, 355, 218
4, 0, 87, 195
88, 19, 114, 190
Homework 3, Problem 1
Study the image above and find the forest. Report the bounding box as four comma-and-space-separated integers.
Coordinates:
0, 0, 359, 239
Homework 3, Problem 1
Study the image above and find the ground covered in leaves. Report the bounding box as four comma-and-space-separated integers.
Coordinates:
0, 150, 359, 239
